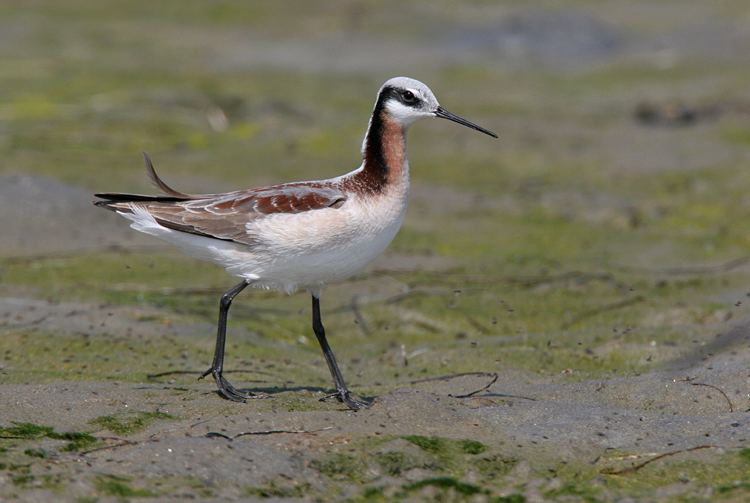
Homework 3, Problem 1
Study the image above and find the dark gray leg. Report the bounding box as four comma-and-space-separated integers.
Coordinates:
200, 280, 265, 401
312, 294, 370, 410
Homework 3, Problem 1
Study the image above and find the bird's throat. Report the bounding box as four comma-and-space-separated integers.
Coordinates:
360, 110, 408, 194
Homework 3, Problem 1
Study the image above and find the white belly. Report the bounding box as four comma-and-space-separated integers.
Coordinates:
242, 188, 408, 292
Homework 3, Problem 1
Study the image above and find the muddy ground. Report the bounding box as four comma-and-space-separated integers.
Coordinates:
2, 1, 750, 502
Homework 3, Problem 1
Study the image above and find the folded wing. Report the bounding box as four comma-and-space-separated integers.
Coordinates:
94, 154, 347, 245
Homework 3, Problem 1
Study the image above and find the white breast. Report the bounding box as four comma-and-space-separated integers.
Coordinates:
241, 179, 410, 292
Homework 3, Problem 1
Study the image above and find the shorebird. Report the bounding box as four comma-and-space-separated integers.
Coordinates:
94, 77, 497, 410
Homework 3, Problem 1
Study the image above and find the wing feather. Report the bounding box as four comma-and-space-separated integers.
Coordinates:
131, 184, 347, 244
94, 155, 348, 245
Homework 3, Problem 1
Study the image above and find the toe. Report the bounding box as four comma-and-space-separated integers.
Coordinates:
342, 393, 371, 411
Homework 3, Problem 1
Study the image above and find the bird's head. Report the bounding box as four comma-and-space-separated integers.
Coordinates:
375, 76, 497, 138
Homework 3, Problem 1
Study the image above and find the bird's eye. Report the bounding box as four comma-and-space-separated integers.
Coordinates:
402, 90, 417, 104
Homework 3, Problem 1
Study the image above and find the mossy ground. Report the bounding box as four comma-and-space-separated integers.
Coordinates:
1, 0, 750, 501
89, 411, 176, 436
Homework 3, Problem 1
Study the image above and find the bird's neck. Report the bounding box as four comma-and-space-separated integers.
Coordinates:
358, 108, 409, 194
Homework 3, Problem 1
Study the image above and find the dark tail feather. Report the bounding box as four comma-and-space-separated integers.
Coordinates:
143, 152, 194, 198
93, 193, 188, 203
93, 153, 195, 210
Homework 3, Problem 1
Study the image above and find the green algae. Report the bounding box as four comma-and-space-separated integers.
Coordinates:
310, 453, 367, 482
375, 451, 424, 476
89, 411, 175, 435
23, 448, 49, 459
405, 477, 484, 496
310, 435, 505, 499
401, 435, 489, 472
95, 475, 154, 498
474, 455, 518, 478
0, 423, 57, 439
244, 481, 312, 499
0, 422, 97, 452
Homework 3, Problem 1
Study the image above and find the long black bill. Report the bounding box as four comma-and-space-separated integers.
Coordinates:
434, 106, 498, 138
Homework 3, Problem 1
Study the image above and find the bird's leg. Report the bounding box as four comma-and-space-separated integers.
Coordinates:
311, 294, 370, 410
200, 280, 266, 402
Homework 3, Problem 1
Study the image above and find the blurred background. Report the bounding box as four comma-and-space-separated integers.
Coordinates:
2, 1, 750, 500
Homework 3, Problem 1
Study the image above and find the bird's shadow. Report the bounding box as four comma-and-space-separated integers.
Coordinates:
142, 371, 376, 404
215, 385, 332, 396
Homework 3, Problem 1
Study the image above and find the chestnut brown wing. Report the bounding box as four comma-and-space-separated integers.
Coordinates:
141, 183, 347, 245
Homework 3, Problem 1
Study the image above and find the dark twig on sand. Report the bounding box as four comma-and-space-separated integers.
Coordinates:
409, 372, 512, 400
205, 432, 233, 440
675, 377, 735, 413
409, 371, 498, 385
234, 426, 333, 438
206, 426, 333, 441
689, 382, 735, 412
79, 438, 140, 456
601, 445, 717, 475
451, 373, 499, 399
480, 392, 537, 401
562, 295, 643, 329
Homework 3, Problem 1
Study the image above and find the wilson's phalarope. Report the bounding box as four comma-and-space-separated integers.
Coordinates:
94, 77, 497, 410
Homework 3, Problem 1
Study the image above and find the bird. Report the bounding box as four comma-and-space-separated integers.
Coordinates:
94, 77, 497, 410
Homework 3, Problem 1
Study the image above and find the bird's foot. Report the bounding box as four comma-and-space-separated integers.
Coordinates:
199, 368, 268, 402
320, 389, 371, 411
